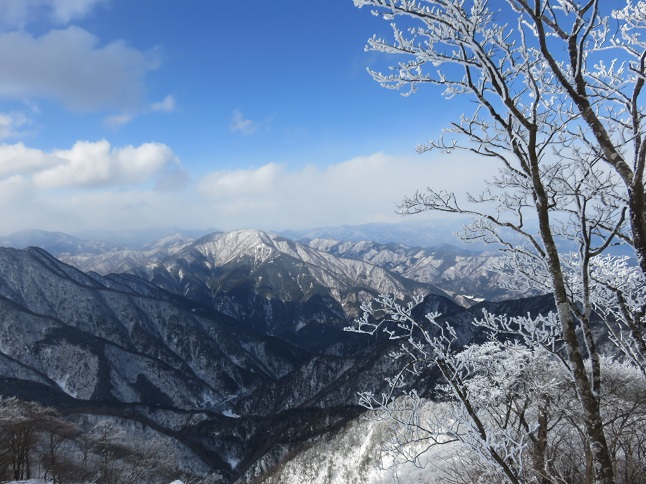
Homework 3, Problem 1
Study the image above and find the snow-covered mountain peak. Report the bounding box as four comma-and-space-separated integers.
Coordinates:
187, 229, 288, 266
186, 229, 359, 272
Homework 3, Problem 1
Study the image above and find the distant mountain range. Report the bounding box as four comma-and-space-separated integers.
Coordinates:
0, 227, 556, 481
1, 220, 478, 252
0, 227, 528, 303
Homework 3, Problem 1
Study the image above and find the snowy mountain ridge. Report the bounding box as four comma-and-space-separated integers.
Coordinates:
305, 237, 536, 303
172, 229, 443, 300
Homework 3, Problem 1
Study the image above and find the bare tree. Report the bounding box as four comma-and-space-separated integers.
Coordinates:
0, 398, 43, 480
39, 409, 81, 484
352, 1, 646, 482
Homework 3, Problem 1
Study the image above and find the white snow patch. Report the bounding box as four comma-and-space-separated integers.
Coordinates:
226, 454, 240, 470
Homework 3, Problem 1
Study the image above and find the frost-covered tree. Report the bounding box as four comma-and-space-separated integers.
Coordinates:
88, 419, 179, 484
351, 1, 646, 483
350, 313, 646, 482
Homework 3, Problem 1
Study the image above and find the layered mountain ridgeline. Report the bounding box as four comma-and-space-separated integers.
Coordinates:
2, 227, 529, 304
0, 228, 200, 275
305, 238, 538, 304
0, 246, 395, 480
125, 230, 451, 353
0, 229, 558, 481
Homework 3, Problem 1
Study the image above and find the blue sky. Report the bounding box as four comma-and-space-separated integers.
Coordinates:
0, 0, 492, 235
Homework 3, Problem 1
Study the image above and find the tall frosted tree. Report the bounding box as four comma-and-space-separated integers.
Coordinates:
351, 1, 646, 483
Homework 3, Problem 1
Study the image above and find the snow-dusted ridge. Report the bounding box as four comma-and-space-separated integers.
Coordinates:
150, 229, 449, 306
306, 237, 532, 302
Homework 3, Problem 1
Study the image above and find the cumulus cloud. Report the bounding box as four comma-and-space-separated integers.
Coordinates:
0, 27, 158, 111
32, 140, 178, 188
0, 140, 178, 190
0, 0, 106, 30
0, 142, 59, 177
229, 109, 257, 135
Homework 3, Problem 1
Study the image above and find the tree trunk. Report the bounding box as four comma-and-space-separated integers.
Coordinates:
531, 154, 616, 484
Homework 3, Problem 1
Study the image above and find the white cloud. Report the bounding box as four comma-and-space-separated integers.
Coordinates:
0, 0, 106, 30
0, 140, 179, 189
150, 95, 176, 113
0, 27, 158, 111
0, 112, 32, 140
0, 146, 496, 235
0, 142, 58, 177
0, 174, 31, 204
104, 112, 135, 129
104, 95, 176, 129
46, 0, 106, 24
0, 139, 186, 233
195, 152, 497, 230
198, 163, 280, 197
229, 109, 257, 135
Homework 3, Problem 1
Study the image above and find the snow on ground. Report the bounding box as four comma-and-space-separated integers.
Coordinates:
255, 400, 468, 484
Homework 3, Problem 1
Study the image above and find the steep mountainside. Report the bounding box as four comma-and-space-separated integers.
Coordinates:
0, 229, 536, 304
242, 399, 465, 483
0, 246, 336, 478
0, 232, 560, 482
0, 247, 308, 407
0, 245, 453, 480
129, 230, 452, 352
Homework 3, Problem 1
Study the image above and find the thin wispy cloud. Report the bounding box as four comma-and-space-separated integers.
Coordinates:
104, 95, 176, 129
0, 111, 31, 140
229, 109, 257, 135
150, 95, 176, 113
104, 112, 135, 129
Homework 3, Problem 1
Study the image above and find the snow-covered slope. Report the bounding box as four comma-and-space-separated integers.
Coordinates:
0, 245, 454, 480
306, 238, 542, 303
0, 247, 310, 408
129, 230, 452, 352
242, 399, 466, 484
179, 229, 445, 297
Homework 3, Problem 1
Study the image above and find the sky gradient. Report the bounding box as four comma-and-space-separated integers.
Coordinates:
0, 0, 493, 236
